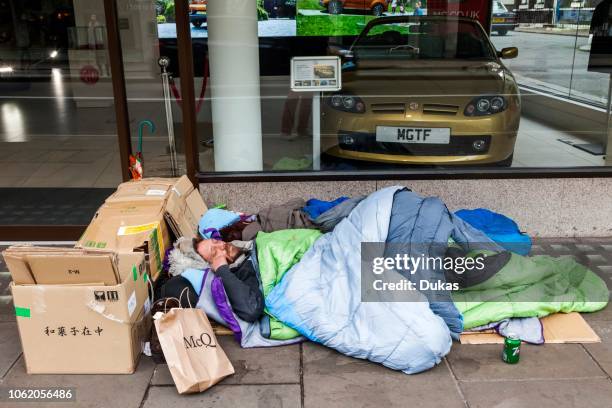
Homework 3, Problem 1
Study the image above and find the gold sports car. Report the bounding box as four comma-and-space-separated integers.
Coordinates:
322, 16, 520, 166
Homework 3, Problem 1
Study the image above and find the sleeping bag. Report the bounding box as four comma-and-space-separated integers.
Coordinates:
455, 208, 532, 255
453, 251, 609, 329
267, 187, 461, 374
256, 229, 322, 340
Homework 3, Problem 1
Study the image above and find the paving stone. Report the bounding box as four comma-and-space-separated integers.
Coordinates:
576, 244, 596, 251
582, 304, 612, 322
447, 344, 606, 381
1, 356, 155, 408
550, 244, 572, 252
461, 378, 612, 408
586, 254, 608, 263
583, 320, 612, 378
0, 322, 21, 378
151, 336, 300, 385
143, 384, 301, 408
0, 294, 15, 322
303, 342, 465, 408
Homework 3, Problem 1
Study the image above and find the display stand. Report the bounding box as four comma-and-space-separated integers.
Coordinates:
290, 56, 341, 171
312, 92, 321, 170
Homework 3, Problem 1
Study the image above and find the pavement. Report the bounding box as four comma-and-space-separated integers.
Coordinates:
1, 238, 612, 408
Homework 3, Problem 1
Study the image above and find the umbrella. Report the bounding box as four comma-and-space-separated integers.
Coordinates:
130, 120, 155, 180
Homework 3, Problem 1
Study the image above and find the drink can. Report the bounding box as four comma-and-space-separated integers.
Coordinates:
502, 334, 521, 364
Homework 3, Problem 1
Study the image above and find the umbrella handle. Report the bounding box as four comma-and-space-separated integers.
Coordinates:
137, 120, 155, 153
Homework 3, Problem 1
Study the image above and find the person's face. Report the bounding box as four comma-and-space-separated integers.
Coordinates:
196, 239, 241, 263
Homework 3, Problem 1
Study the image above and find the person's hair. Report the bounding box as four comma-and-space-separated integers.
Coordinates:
193, 237, 204, 253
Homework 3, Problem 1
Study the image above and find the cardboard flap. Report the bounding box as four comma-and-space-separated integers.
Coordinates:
3, 252, 36, 285
542, 312, 600, 343
170, 175, 194, 198
26, 253, 119, 286
460, 313, 600, 344
165, 178, 207, 239
106, 177, 177, 203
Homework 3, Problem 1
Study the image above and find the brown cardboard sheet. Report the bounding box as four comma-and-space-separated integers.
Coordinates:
460, 312, 600, 344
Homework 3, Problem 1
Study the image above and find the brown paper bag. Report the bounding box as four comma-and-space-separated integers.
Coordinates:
154, 307, 234, 394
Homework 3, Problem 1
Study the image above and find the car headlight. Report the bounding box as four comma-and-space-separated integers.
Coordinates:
465, 95, 507, 116
327, 93, 366, 113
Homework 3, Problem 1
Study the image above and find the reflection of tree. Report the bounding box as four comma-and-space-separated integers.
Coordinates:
164, 2, 175, 22
258, 0, 270, 20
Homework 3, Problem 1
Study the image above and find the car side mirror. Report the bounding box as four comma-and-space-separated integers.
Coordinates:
499, 47, 518, 59
328, 45, 353, 60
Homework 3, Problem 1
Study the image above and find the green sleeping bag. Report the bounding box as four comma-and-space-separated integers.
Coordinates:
256, 229, 322, 340
453, 251, 609, 329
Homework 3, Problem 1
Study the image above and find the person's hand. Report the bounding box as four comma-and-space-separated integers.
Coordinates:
210, 247, 229, 271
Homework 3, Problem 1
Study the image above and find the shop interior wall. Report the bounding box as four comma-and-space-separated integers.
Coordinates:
200, 178, 612, 238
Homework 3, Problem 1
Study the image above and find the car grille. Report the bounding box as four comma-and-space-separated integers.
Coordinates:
371, 103, 406, 114
422, 104, 459, 115
338, 132, 491, 156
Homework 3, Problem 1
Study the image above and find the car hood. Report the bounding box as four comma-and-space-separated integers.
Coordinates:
342, 59, 508, 96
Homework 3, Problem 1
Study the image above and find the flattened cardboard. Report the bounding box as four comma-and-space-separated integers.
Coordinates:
542, 312, 600, 343
11, 252, 150, 374
3, 252, 35, 285
460, 313, 600, 344
26, 253, 119, 286
3, 247, 86, 285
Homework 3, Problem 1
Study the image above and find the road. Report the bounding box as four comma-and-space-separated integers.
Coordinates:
490, 30, 609, 106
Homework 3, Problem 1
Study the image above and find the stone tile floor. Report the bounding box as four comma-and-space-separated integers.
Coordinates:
0, 238, 611, 408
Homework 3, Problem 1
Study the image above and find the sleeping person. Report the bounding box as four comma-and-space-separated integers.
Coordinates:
158, 237, 264, 323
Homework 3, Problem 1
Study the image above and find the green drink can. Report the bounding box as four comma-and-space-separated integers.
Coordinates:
502, 334, 521, 364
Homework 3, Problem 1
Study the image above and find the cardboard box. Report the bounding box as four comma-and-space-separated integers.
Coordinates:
11, 252, 151, 374
77, 176, 207, 281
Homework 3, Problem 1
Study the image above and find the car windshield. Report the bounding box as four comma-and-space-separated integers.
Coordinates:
493, 1, 508, 12
352, 19, 496, 61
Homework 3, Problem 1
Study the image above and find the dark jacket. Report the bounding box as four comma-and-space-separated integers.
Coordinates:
214, 260, 264, 323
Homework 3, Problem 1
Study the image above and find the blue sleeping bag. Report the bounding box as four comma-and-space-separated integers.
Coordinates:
455, 208, 531, 255
267, 187, 452, 373
267, 187, 507, 374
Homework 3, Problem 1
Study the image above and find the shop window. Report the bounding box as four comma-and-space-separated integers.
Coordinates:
163, 0, 609, 174
0, 0, 122, 188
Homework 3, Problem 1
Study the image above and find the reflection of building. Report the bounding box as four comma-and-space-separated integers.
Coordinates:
264, 0, 296, 18
513, 0, 603, 26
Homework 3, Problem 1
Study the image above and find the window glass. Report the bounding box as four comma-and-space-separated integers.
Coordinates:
160, 0, 611, 173
0, 0, 122, 188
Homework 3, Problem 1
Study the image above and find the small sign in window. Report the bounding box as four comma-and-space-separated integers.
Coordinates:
290, 56, 342, 92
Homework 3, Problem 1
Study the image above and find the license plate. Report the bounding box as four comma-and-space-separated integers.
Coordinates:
376, 126, 450, 144
492, 17, 505, 23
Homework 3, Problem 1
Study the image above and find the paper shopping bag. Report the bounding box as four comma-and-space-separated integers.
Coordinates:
154, 307, 234, 394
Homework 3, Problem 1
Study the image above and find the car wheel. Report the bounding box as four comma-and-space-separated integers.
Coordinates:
372, 4, 384, 15
497, 29, 508, 36
328, 1, 343, 14
192, 20, 203, 28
